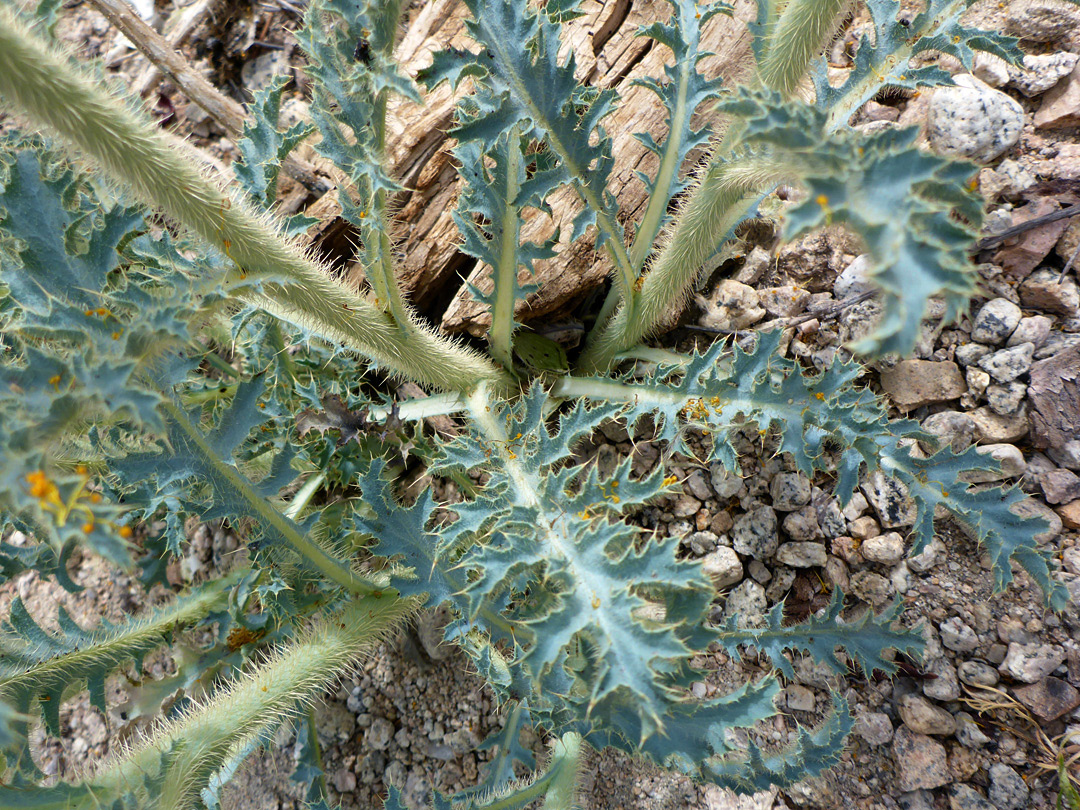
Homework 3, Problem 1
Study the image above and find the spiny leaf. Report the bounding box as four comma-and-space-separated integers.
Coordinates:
452, 132, 551, 366
582, 330, 1063, 606
812, 0, 1024, 128
722, 88, 981, 357
109, 380, 378, 596
618, 330, 885, 498
233, 74, 317, 235
711, 590, 925, 679
420, 0, 624, 256
0, 573, 236, 743
882, 440, 1069, 610
704, 694, 854, 792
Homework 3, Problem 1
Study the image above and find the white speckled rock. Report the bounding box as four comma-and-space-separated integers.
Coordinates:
927, 76, 1023, 163
978, 343, 1034, 383
971, 298, 1022, 345
940, 617, 979, 652
854, 712, 894, 745
834, 254, 875, 300
722, 579, 767, 627
989, 763, 1030, 810
1008, 52, 1079, 97
898, 694, 956, 736
697, 280, 765, 330
1007, 315, 1052, 348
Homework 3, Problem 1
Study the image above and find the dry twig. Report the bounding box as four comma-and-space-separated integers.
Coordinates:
86, 0, 330, 195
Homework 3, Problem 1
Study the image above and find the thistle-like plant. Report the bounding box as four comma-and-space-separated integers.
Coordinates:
0, 0, 1069, 806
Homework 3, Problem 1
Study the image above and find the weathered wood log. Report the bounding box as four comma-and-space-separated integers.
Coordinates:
304, 0, 756, 335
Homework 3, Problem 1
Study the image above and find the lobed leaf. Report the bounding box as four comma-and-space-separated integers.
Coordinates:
722, 88, 982, 358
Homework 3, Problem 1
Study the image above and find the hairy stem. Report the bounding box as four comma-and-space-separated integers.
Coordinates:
757, 0, 851, 98
363, 87, 412, 330
0, 6, 511, 395
488, 129, 526, 372
577, 153, 783, 374
0, 571, 242, 732
92, 594, 415, 810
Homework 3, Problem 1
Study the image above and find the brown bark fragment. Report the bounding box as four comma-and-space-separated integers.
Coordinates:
302, 0, 755, 333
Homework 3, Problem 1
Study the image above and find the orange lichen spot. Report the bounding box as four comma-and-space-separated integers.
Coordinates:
118, 525, 133, 539
26, 470, 58, 502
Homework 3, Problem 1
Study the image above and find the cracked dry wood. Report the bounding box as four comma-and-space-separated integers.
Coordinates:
303, 0, 755, 335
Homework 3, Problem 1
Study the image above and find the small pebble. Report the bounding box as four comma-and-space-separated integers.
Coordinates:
971, 298, 1022, 345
